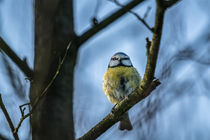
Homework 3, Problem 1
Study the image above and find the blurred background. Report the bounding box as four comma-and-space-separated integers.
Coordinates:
0, 0, 210, 139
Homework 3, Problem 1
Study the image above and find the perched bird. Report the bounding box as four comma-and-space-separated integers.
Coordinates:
103, 52, 141, 130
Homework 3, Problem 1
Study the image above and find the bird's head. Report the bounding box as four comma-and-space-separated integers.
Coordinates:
108, 52, 133, 68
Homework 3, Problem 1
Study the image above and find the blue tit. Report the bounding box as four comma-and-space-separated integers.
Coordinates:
103, 52, 141, 130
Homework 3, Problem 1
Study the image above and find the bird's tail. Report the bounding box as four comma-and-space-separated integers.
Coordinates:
119, 112, 132, 131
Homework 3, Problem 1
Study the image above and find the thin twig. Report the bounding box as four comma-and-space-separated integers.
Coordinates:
0, 94, 19, 140
19, 103, 30, 117
143, 6, 151, 20
32, 41, 72, 108
0, 37, 33, 79
13, 42, 72, 135
13, 113, 31, 134
110, 0, 154, 33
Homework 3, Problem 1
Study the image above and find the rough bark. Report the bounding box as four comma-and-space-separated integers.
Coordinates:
30, 0, 76, 139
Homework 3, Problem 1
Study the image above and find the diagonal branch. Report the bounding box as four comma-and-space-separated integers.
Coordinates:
111, 0, 154, 32
0, 37, 33, 78
78, 0, 180, 139
76, 0, 145, 46
0, 94, 19, 140
78, 80, 160, 140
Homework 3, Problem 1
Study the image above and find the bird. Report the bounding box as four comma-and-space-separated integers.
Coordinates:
103, 52, 141, 130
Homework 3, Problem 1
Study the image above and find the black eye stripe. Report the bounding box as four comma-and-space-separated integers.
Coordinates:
121, 58, 129, 60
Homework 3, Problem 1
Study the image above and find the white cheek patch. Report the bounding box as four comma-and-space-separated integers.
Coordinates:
121, 59, 132, 66
109, 60, 120, 67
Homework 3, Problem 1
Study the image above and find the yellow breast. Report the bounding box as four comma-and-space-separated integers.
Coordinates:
103, 66, 141, 104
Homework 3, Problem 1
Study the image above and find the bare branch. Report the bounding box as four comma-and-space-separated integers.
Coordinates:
141, 1, 165, 88
0, 94, 19, 140
111, 0, 154, 32
77, 0, 145, 46
32, 42, 71, 108
13, 112, 31, 135
78, 80, 160, 140
19, 103, 30, 117
0, 37, 33, 78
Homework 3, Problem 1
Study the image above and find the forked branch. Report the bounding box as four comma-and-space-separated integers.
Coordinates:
0, 94, 19, 140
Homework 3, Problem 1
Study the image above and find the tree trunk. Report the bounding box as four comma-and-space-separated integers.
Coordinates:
30, 0, 76, 139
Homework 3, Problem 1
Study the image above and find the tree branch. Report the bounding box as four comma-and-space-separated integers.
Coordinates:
111, 0, 154, 32
0, 37, 33, 78
141, 0, 165, 88
78, 80, 160, 140
0, 94, 19, 140
76, 0, 145, 46
78, 0, 180, 139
